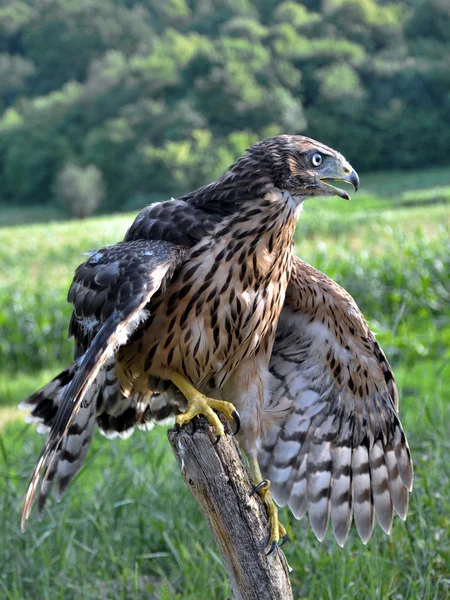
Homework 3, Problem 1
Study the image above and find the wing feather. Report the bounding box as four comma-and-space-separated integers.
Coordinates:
262, 257, 413, 546
21, 239, 184, 529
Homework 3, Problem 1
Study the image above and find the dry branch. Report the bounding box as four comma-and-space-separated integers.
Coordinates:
167, 416, 294, 600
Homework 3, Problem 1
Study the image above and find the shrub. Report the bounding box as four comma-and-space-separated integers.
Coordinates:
54, 163, 105, 219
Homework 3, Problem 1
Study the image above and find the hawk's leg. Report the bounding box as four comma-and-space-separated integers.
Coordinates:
249, 457, 287, 554
170, 373, 240, 440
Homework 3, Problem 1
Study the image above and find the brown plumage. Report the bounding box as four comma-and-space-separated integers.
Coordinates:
20, 134, 412, 547
260, 258, 412, 546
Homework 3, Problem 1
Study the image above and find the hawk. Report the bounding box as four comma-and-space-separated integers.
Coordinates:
20, 135, 412, 551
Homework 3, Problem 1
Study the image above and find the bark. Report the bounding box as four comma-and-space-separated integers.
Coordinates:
167, 416, 294, 600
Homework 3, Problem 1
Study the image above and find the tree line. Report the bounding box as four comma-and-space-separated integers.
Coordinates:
0, 0, 448, 216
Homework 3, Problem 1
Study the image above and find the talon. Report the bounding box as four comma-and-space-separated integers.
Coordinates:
279, 533, 288, 547
249, 459, 287, 553
267, 540, 277, 556
213, 434, 221, 445
232, 409, 241, 435
249, 479, 269, 497
170, 373, 239, 440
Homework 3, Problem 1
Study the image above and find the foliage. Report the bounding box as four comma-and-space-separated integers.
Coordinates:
0, 169, 449, 599
54, 163, 105, 218
0, 0, 449, 215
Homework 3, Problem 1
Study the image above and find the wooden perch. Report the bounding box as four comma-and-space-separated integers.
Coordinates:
167, 416, 294, 600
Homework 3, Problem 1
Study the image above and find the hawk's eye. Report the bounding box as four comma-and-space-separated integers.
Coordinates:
311, 153, 323, 167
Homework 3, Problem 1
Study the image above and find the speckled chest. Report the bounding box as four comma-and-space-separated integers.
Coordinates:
123, 198, 299, 391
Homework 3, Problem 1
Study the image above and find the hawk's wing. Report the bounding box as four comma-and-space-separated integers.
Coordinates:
19, 360, 174, 521
20, 199, 221, 527
260, 257, 413, 546
21, 239, 185, 529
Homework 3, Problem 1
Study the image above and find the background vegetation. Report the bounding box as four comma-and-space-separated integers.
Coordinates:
1, 169, 449, 599
0, 0, 450, 220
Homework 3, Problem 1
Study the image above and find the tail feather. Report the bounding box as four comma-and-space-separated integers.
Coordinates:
20, 362, 179, 528
38, 403, 96, 514
21, 310, 142, 528
20, 373, 98, 530
18, 365, 77, 428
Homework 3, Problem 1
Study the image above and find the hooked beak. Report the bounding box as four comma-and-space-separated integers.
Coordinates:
320, 166, 359, 200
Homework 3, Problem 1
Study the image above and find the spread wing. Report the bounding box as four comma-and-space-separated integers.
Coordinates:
21, 239, 185, 529
260, 257, 413, 546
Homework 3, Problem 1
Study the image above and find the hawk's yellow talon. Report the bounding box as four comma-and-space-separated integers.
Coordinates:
250, 459, 287, 552
171, 373, 238, 437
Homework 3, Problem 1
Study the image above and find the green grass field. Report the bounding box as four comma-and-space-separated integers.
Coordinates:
0, 168, 449, 599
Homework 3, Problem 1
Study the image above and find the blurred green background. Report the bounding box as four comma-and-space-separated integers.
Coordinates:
0, 1, 449, 599
0, 0, 450, 222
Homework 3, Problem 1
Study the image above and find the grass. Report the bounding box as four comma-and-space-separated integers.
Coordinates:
0, 166, 449, 599
0, 204, 65, 228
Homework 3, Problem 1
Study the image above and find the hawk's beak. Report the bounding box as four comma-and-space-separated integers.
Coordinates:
347, 168, 359, 192
320, 166, 359, 200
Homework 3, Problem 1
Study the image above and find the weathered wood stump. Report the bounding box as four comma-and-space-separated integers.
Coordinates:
168, 416, 293, 600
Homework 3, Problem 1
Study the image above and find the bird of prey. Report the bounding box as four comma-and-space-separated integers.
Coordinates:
20, 135, 412, 551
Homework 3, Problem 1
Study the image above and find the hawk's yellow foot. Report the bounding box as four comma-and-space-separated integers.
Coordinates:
250, 459, 287, 554
170, 373, 240, 440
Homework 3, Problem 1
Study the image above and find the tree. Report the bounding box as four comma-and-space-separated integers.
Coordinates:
54, 164, 105, 219
0, 0, 449, 213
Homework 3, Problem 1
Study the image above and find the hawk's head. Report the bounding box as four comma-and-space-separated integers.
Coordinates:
247, 134, 359, 201
183, 134, 359, 216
